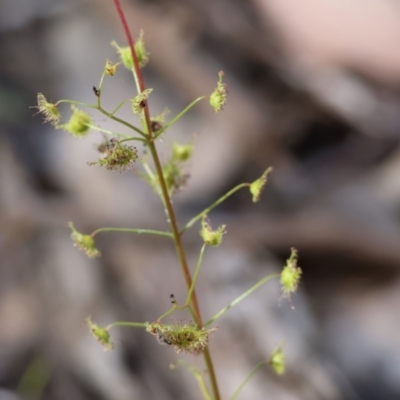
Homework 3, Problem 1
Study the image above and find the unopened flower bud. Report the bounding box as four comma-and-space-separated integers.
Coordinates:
87, 316, 113, 351
172, 143, 193, 162
250, 167, 272, 203
270, 346, 285, 375
69, 222, 100, 258
111, 41, 133, 70
135, 30, 149, 68
33, 93, 61, 126
111, 31, 149, 70
200, 216, 226, 247
281, 248, 302, 298
105, 59, 120, 76
132, 89, 153, 115
209, 71, 227, 112
58, 106, 91, 138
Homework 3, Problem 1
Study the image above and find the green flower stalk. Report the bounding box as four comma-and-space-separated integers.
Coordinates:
250, 167, 273, 203
87, 317, 114, 351
58, 106, 92, 138
89, 138, 138, 172
270, 346, 285, 375
280, 248, 302, 298
34, 93, 61, 126
146, 322, 216, 354
69, 222, 101, 258
200, 216, 226, 247
209, 71, 227, 112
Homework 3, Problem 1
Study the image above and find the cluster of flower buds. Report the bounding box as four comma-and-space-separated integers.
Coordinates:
89, 137, 138, 172
146, 322, 216, 355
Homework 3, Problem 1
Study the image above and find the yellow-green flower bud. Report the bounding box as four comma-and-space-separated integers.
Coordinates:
270, 346, 285, 375
33, 93, 61, 126
88, 138, 138, 172
58, 106, 91, 138
172, 143, 193, 162
105, 59, 120, 76
69, 222, 100, 258
200, 216, 226, 247
111, 31, 149, 70
111, 41, 133, 70
209, 71, 227, 112
146, 322, 215, 354
87, 317, 113, 351
281, 248, 302, 298
162, 160, 189, 195
132, 89, 153, 115
250, 167, 273, 203
135, 30, 149, 68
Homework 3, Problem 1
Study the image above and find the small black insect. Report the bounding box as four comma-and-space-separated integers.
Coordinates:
155, 328, 172, 346
93, 86, 100, 97
151, 120, 162, 132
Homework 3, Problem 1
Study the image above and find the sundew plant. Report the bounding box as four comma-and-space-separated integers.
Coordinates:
34, 1, 302, 399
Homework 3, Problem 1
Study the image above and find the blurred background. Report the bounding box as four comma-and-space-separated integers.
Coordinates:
1, 0, 400, 399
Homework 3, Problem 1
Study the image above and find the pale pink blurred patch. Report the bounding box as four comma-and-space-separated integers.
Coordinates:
256, 0, 400, 84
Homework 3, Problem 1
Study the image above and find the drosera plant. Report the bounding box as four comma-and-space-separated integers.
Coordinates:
33, 1, 302, 398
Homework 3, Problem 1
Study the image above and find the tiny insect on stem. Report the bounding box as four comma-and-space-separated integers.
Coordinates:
93, 86, 101, 97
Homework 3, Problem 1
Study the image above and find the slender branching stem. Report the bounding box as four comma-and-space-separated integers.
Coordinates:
112, 1, 221, 398
230, 361, 267, 400
155, 97, 205, 139
91, 227, 173, 239
182, 183, 250, 234
205, 273, 280, 327
85, 124, 131, 139
110, 99, 131, 117
186, 244, 207, 305
106, 321, 148, 330
98, 107, 147, 137
174, 360, 213, 400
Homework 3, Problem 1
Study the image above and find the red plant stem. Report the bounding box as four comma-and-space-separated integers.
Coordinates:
112, 1, 221, 399
112, 0, 153, 139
